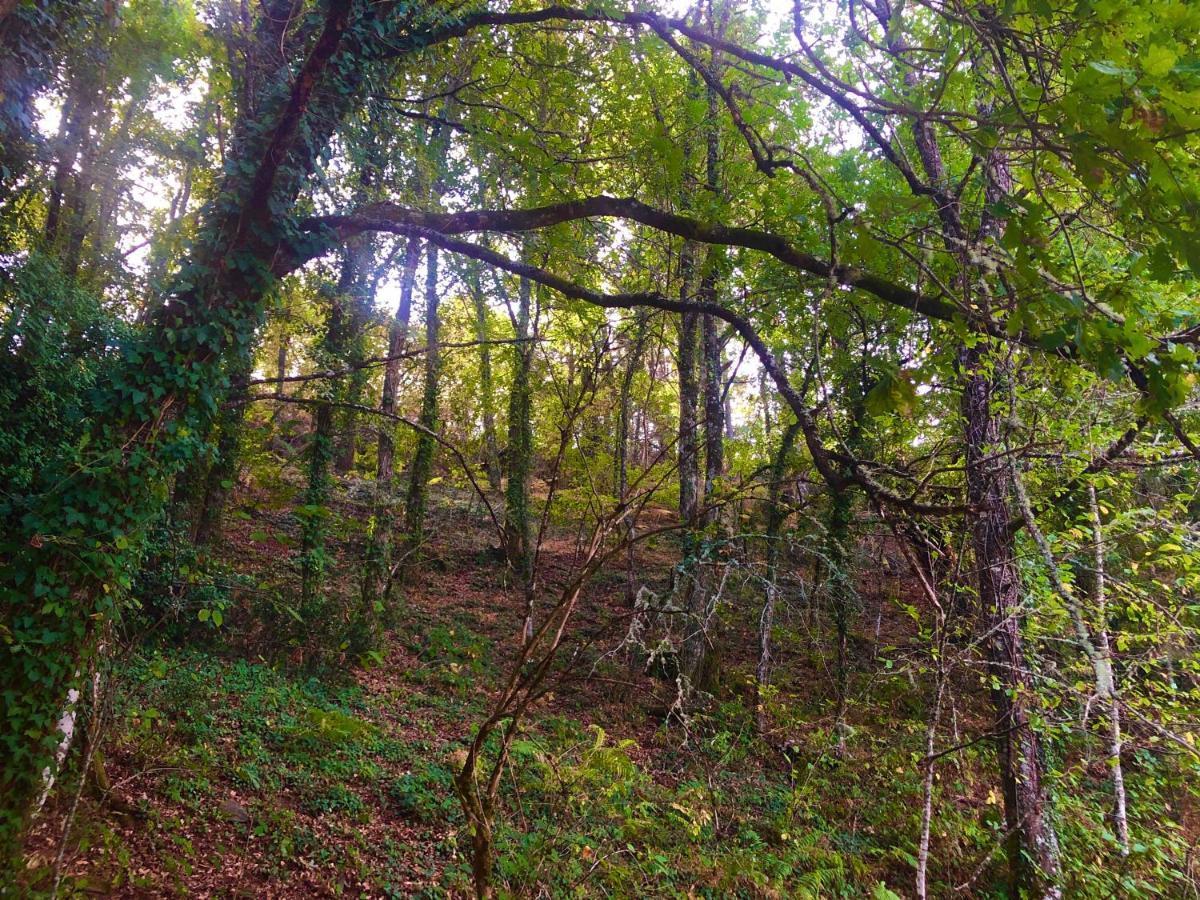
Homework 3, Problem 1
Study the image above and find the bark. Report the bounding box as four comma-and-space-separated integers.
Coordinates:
403, 242, 442, 555
757, 421, 799, 735
615, 312, 649, 495
34, 685, 81, 815
824, 483, 854, 756
334, 237, 373, 474
47, 3, 118, 262
269, 331, 290, 423
362, 235, 420, 607
504, 274, 534, 607
916, 677, 944, 900
1089, 485, 1129, 856
961, 344, 1060, 896
700, 77, 725, 510
616, 310, 650, 604
471, 264, 503, 495
701, 309, 724, 506
759, 368, 774, 436
683, 267, 724, 689
677, 260, 700, 530
891, 16, 1062, 881
1011, 467, 1131, 859
44, 90, 88, 247
300, 287, 348, 628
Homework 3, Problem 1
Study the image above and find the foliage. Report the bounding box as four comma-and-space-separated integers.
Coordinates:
4, 0, 1200, 894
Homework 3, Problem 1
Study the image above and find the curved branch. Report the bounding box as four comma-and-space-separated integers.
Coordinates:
385, 224, 965, 516
298, 195, 1003, 337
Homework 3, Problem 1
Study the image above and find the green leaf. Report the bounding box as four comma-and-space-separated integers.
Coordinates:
865, 369, 919, 418
1089, 60, 1134, 77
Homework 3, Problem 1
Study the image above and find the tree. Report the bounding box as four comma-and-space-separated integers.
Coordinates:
4, 2, 1199, 892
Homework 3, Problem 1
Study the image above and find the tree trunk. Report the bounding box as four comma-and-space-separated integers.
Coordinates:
616, 310, 649, 604
403, 242, 442, 556
471, 264, 503, 496
701, 310, 724, 506
193, 362, 252, 547
824, 483, 853, 756
504, 274, 534, 618
1, 0, 373, 856
44, 91, 87, 247
1088, 485, 1129, 856
677, 278, 700, 530
758, 421, 798, 735
1013, 466, 1131, 862
893, 15, 1063, 879
960, 343, 1061, 896
334, 238, 374, 474
300, 282, 352, 632
46, 4, 116, 262
362, 236, 420, 607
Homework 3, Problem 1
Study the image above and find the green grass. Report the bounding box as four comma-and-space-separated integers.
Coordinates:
30, 629, 1195, 899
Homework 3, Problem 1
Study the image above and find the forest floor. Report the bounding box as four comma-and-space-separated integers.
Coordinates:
20, 477, 1174, 897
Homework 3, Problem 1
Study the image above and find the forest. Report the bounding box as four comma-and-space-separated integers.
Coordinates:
1, 0, 1199, 895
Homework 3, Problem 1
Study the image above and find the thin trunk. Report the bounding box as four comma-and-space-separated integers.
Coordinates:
616, 311, 649, 604
48, 6, 117, 266
471, 264, 503, 495
269, 332, 290, 416
892, 11, 1062, 877
403, 242, 442, 555
401, 110, 451, 563
300, 398, 334, 629
677, 272, 700, 530
44, 92, 85, 247
83, 81, 146, 276
1011, 466, 1130, 859
676, 258, 701, 667
681, 76, 725, 690
334, 238, 373, 474
759, 368, 774, 437
300, 280, 351, 629
758, 421, 799, 735
362, 236, 420, 607
825, 484, 853, 756
1089, 485, 1129, 856
825, 380, 865, 756
916, 677, 945, 900
505, 275, 534, 639
34, 685, 81, 815
300, 243, 362, 624
701, 309, 724, 507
